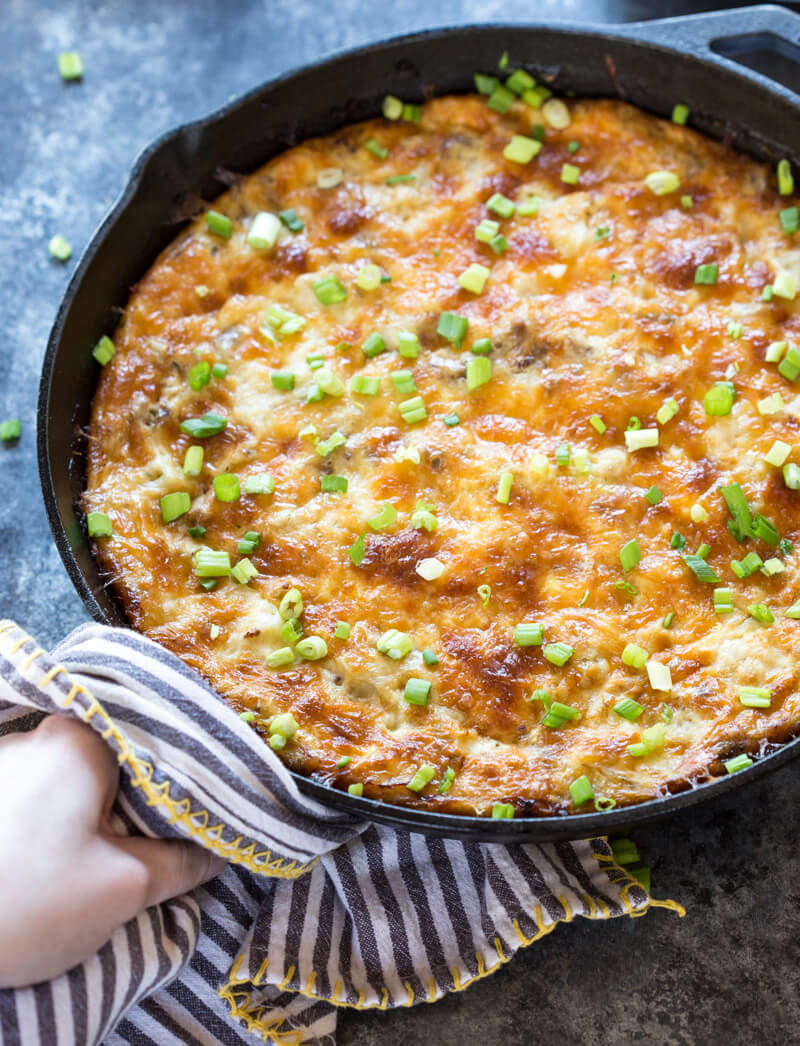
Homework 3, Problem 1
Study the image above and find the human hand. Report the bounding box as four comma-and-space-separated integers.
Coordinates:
0, 716, 226, 988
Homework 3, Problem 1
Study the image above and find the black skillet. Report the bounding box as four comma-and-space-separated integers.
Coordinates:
38, 5, 800, 840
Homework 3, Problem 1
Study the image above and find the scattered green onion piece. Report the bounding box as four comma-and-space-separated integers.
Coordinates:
243, 474, 275, 496
682, 554, 720, 583
662, 611, 675, 628
348, 532, 367, 566
278, 208, 303, 233
724, 753, 753, 774
505, 69, 535, 94
486, 85, 515, 113
778, 344, 800, 381
780, 206, 799, 235
624, 428, 659, 451
356, 262, 383, 292
315, 431, 346, 457
382, 94, 403, 119
321, 475, 348, 493
58, 50, 83, 80
232, 557, 258, 584
645, 170, 680, 195
364, 138, 388, 159
458, 263, 490, 294
398, 331, 420, 358
477, 584, 491, 606
475, 218, 500, 244
694, 263, 719, 285
681, 194, 693, 209
213, 474, 240, 502
671, 103, 690, 125
160, 491, 191, 523
399, 395, 428, 424
696, 543, 710, 560
785, 601, 800, 619
347, 782, 363, 796
247, 212, 281, 250
206, 211, 233, 239
336, 755, 351, 769
610, 838, 640, 865
656, 397, 679, 425
518, 195, 541, 217
761, 557, 785, 576
237, 531, 260, 556
489, 233, 508, 254
239, 709, 254, 723
194, 549, 231, 577
438, 766, 455, 794
568, 141, 581, 154
522, 85, 552, 108
313, 275, 347, 305
720, 482, 751, 541
543, 642, 574, 666
368, 503, 397, 530
738, 686, 771, 708
466, 356, 492, 391
496, 471, 513, 504
514, 622, 544, 647
437, 311, 469, 347
423, 649, 439, 667
386, 173, 416, 185
747, 602, 774, 625
410, 501, 437, 531
704, 380, 735, 415
780, 537, 794, 555
777, 158, 794, 195
758, 392, 785, 415
614, 697, 644, 721
774, 270, 797, 300
48, 234, 72, 261
362, 332, 386, 358
627, 722, 667, 757
350, 373, 380, 396
0, 418, 21, 443
555, 443, 570, 467
180, 412, 227, 438
569, 775, 594, 806
404, 678, 431, 706
266, 648, 294, 668
619, 539, 641, 573
87, 511, 112, 538
531, 123, 546, 139
621, 643, 648, 669
188, 360, 211, 391
784, 462, 800, 489
646, 662, 672, 692
594, 796, 617, 812
315, 367, 345, 398
670, 532, 686, 550
644, 486, 663, 506
713, 588, 735, 614
589, 414, 606, 434
92, 336, 115, 366
504, 135, 541, 164
474, 73, 499, 95
487, 192, 516, 218
561, 163, 580, 185
271, 371, 295, 391
752, 514, 779, 546
188, 525, 206, 539
471, 338, 492, 355
614, 579, 638, 599
763, 284, 774, 301
542, 700, 580, 728
491, 802, 515, 819
407, 764, 436, 792
212, 363, 227, 379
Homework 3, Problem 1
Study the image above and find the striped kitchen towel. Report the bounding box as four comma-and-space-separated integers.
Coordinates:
0, 620, 680, 1045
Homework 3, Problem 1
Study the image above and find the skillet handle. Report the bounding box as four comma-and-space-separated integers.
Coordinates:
619, 3, 800, 103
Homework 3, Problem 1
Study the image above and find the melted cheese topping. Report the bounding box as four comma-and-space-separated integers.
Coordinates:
86, 96, 800, 816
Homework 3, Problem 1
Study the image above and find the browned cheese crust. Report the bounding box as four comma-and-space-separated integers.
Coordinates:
85, 95, 800, 817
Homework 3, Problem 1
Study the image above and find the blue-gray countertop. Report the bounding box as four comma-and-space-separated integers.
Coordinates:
3, 1, 800, 1042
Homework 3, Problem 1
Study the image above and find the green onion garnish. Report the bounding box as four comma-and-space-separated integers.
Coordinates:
458, 263, 490, 295
368, 503, 397, 530
555, 443, 570, 467
518, 194, 541, 216
611, 838, 640, 865
752, 514, 779, 546
336, 755, 351, 768
391, 370, 416, 396
247, 212, 281, 250
505, 69, 535, 94
681, 194, 693, 209
474, 73, 499, 95
614, 698, 644, 721
279, 209, 304, 233
243, 474, 275, 495
724, 754, 753, 774
514, 622, 543, 647
386, 174, 416, 185
266, 647, 295, 668
160, 491, 191, 523
747, 602, 774, 625
194, 549, 231, 577
670, 532, 686, 550
621, 643, 648, 669
333, 621, 351, 641
315, 431, 346, 457
619, 539, 641, 573
92, 336, 115, 366
313, 275, 347, 305
589, 414, 606, 434
475, 218, 500, 243
627, 723, 667, 757
542, 700, 580, 728
785, 463, 800, 489
213, 472, 239, 502
645, 170, 680, 195
296, 636, 328, 660
567, 140, 581, 154
466, 356, 492, 391
662, 611, 675, 628
48, 234, 72, 261
404, 678, 431, 706
704, 380, 735, 415
543, 642, 574, 666
671, 103, 690, 125
410, 501, 437, 531
738, 686, 771, 708
356, 263, 383, 291
422, 649, 439, 666
407, 764, 436, 793
0, 419, 21, 442
188, 525, 206, 539
188, 360, 211, 391
471, 338, 492, 355
180, 412, 227, 438
713, 588, 734, 614
489, 233, 508, 254
491, 802, 515, 819
780, 206, 799, 235
644, 486, 663, 506
569, 775, 594, 805
777, 158, 794, 195
58, 51, 83, 80
437, 311, 469, 347
478, 584, 491, 606
624, 428, 659, 451
321, 475, 348, 493
364, 138, 388, 159
646, 662, 672, 692
86, 511, 112, 537
232, 558, 258, 585
778, 343, 800, 381
785, 601, 800, 619
350, 373, 381, 396
504, 135, 541, 165
347, 782, 363, 796
438, 766, 455, 794
487, 85, 515, 113
694, 262, 719, 285
382, 95, 403, 119
682, 554, 719, 583
487, 192, 516, 218
377, 629, 413, 660
362, 332, 386, 358
656, 397, 679, 425
774, 270, 798, 300
271, 371, 295, 391
398, 395, 428, 424
496, 471, 514, 504
237, 531, 260, 556
206, 211, 233, 239
720, 482, 751, 541
348, 532, 366, 566
560, 163, 580, 185
398, 331, 420, 358
212, 363, 227, 379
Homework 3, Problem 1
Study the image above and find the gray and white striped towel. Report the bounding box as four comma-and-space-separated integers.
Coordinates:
0, 620, 680, 1045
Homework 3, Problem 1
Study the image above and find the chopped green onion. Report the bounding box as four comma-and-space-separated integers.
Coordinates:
321, 474, 348, 493
487, 192, 515, 218
681, 194, 693, 209
180, 412, 227, 438
505, 69, 535, 95
542, 700, 580, 728
236, 530, 260, 556
720, 482, 751, 541
774, 270, 798, 300
644, 486, 663, 506
670, 532, 686, 550
271, 371, 295, 391
348, 532, 367, 566
315, 431, 346, 457
752, 514, 779, 546
364, 138, 388, 159
398, 395, 428, 424
491, 802, 515, 819
466, 356, 492, 391
48, 234, 72, 261
619, 539, 641, 573
422, 649, 439, 667
489, 233, 508, 254
410, 501, 437, 531
347, 782, 363, 796
555, 443, 570, 467
188, 360, 211, 390
458, 263, 490, 294
758, 392, 784, 415
471, 338, 492, 355
691, 503, 709, 524
474, 73, 499, 95
86, 511, 112, 537
671, 103, 690, 125
194, 549, 231, 577
624, 428, 659, 451
407, 764, 436, 792
730, 550, 764, 578
478, 583, 491, 606
785, 601, 800, 619
543, 642, 574, 666
362, 332, 386, 358
294, 635, 327, 660
188, 525, 206, 539
247, 212, 281, 250
614, 697, 644, 721
368, 503, 397, 530
92, 336, 115, 366
568, 141, 581, 154
780, 206, 799, 235
694, 263, 719, 285
621, 643, 648, 669
487, 85, 515, 113
560, 163, 580, 185
243, 474, 275, 495
278, 208, 304, 233
656, 397, 679, 425
514, 622, 544, 647
713, 588, 735, 614
404, 678, 431, 706
704, 380, 735, 415
213, 474, 240, 502
398, 331, 420, 358
777, 158, 794, 195
438, 766, 455, 794
239, 709, 254, 722
724, 753, 753, 774
627, 722, 667, 757
779, 537, 794, 555
0, 419, 21, 442
531, 123, 546, 139
316, 367, 345, 398
356, 262, 383, 292
266, 647, 295, 668
232, 557, 258, 584
313, 275, 347, 305
738, 686, 771, 708
682, 554, 720, 583
614, 579, 637, 599
761, 557, 785, 576
336, 755, 351, 769
437, 311, 469, 347
58, 51, 83, 80
522, 85, 552, 108
350, 373, 380, 396
569, 775, 594, 805
160, 491, 191, 523
662, 611, 675, 628
784, 462, 800, 489
645, 170, 680, 195
386, 173, 416, 185
206, 211, 233, 239
646, 661, 672, 692
475, 218, 500, 243
611, 838, 640, 865
696, 543, 710, 560
595, 226, 609, 239
504, 135, 541, 164
518, 195, 541, 217
382, 94, 403, 119
778, 344, 800, 381
496, 471, 514, 504
589, 414, 607, 434
747, 602, 774, 625
212, 363, 227, 379
766, 340, 787, 364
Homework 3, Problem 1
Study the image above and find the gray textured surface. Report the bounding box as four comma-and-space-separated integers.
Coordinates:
3, 1, 800, 1043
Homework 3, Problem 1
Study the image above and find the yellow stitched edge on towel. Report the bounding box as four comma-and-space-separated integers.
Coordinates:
0, 621, 316, 880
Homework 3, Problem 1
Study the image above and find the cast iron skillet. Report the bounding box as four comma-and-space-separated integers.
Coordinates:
39, 5, 800, 841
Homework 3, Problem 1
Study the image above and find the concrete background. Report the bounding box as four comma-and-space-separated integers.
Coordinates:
2, 1, 800, 1042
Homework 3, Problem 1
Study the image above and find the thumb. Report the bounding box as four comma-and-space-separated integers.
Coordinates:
115, 836, 227, 909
